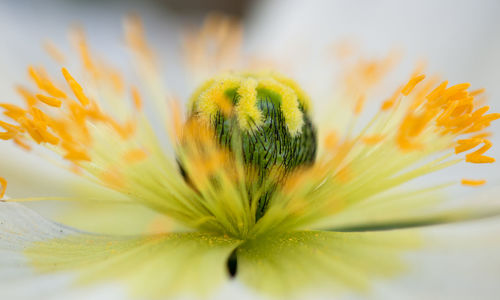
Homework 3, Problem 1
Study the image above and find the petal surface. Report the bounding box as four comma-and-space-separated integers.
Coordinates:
236, 230, 420, 298
0, 202, 241, 299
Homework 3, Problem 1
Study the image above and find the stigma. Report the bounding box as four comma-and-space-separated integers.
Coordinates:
185, 71, 317, 218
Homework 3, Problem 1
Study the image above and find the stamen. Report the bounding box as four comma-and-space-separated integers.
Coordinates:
426, 81, 447, 102
354, 94, 366, 115
362, 134, 384, 145
28, 66, 67, 98
0, 177, 6, 198
124, 15, 155, 61
131, 87, 143, 110
401, 74, 425, 96
461, 179, 486, 186
16, 86, 37, 106
43, 41, 66, 63
62, 68, 90, 106
63, 148, 90, 162
100, 167, 125, 188
469, 88, 485, 97
0, 120, 22, 133
324, 131, 339, 151
123, 148, 148, 163
455, 138, 482, 154
465, 139, 495, 163
0, 131, 16, 140
13, 136, 31, 151
381, 87, 401, 111
36, 94, 62, 107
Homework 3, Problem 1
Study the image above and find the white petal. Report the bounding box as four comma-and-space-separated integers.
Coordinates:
0, 202, 240, 300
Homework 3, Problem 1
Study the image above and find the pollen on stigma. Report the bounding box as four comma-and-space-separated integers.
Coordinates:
186, 71, 317, 219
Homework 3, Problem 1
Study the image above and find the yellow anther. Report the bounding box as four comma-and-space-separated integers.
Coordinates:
354, 94, 366, 115
36, 94, 62, 107
0, 177, 6, 198
0, 120, 22, 133
465, 139, 495, 163
16, 86, 37, 106
381, 87, 401, 111
131, 87, 143, 110
63, 148, 90, 162
28, 66, 67, 99
442, 83, 471, 99
455, 138, 483, 154
324, 131, 339, 151
461, 179, 486, 186
62, 68, 90, 106
0, 131, 16, 140
100, 167, 124, 188
426, 81, 447, 102
401, 74, 425, 96
43, 41, 66, 64
123, 148, 149, 163
362, 134, 385, 145
469, 88, 485, 97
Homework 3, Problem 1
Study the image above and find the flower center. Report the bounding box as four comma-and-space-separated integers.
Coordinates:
185, 71, 317, 219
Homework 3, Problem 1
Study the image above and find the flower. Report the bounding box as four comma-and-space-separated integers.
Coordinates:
1, 14, 500, 300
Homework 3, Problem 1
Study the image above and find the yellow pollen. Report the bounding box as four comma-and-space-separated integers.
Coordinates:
461, 179, 486, 186
269, 71, 312, 112
0, 131, 16, 140
123, 148, 149, 163
62, 68, 90, 106
324, 131, 339, 151
258, 77, 304, 135
401, 74, 425, 96
43, 41, 66, 64
125, 15, 155, 61
465, 139, 495, 163
469, 88, 485, 97
131, 87, 143, 110
354, 94, 366, 115
100, 167, 125, 189
235, 78, 261, 129
442, 83, 471, 99
426, 80, 447, 102
63, 148, 91, 162
455, 138, 483, 154
381, 87, 401, 111
362, 134, 385, 145
71, 28, 97, 76
28, 66, 67, 99
36, 94, 62, 107
197, 75, 240, 120
13, 136, 31, 151
0, 120, 22, 133
0, 177, 6, 198
190, 72, 309, 136
16, 86, 37, 106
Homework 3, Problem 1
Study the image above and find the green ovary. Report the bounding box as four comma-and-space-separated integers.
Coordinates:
187, 72, 317, 219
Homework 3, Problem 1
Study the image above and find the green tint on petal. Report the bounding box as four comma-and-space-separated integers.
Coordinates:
237, 230, 420, 297
310, 185, 500, 232
54, 201, 176, 235
26, 232, 241, 298
329, 207, 500, 232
